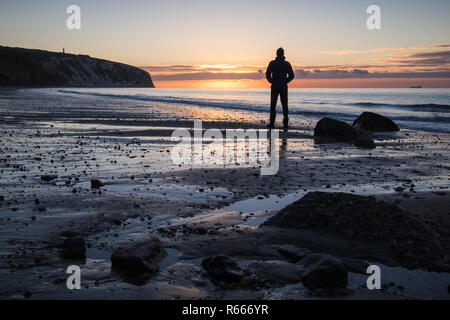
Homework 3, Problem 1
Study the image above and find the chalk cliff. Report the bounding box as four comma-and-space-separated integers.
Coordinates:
0, 46, 154, 87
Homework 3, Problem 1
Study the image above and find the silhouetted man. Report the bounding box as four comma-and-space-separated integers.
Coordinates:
266, 48, 295, 129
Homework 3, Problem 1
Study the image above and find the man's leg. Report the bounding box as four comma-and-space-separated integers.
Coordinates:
269, 88, 279, 127
280, 88, 289, 128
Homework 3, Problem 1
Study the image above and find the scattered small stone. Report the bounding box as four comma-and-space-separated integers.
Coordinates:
41, 175, 57, 182
24, 290, 32, 298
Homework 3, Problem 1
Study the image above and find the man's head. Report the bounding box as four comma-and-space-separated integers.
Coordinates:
276, 47, 285, 58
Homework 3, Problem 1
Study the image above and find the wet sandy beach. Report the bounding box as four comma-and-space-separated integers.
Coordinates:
0, 88, 449, 299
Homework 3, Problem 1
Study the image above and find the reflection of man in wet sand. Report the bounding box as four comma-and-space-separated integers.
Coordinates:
266, 47, 295, 130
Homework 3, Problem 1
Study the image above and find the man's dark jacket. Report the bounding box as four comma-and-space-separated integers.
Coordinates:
266, 56, 295, 89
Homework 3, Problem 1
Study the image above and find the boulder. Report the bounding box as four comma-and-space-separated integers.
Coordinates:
297, 254, 348, 291
314, 118, 375, 148
201, 255, 245, 285
263, 192, 445, 271
111, 237, 167, 276
61, 237, 86, 260
41, 175, 58, 182
246, 261, 304, 287
353, 112, 399, 132
90, 179, 104, 189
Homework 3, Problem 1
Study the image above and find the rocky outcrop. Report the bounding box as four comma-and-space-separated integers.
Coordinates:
263, 192, 446, 271
0, 46, 154, 87
314, 118, 375, 148
111, 237, 166, 277
353, 112, 399, 132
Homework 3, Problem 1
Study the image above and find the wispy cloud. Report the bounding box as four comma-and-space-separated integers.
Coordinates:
141, 64, 261, 75
320, 44, 450, 55
141, 46, 450, 82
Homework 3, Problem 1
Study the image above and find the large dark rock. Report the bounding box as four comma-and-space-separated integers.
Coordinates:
263, 192, 445, 271
0, 46, 154, 87
353, 112, 399, 132
111, 237, 166, 276
41, 175, 58, 182
247, 261, 304, 287
297, 254, 348, 291
90, 179, 103, 189
201, 255, 245, 285
61, 237, 86, 261
314, 118, 375, 148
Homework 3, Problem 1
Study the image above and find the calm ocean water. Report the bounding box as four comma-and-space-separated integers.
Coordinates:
49, 88, 450, 133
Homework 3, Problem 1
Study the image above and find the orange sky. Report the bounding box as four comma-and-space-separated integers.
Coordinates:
155, 78, 450, 89
3, 1, 449, 88
144, 45, 450, 88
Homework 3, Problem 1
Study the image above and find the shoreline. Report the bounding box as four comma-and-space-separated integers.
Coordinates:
0, 88, 449, 300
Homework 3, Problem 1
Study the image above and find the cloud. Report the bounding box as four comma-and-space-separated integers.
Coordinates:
141, 48, 450, 82
152, 72, 264, 81
293, 67, 450, 79
141, 64, 260, 74
390, 50, 450, 67
320, 44, 450, 55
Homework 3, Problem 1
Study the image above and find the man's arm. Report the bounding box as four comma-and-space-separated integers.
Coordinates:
286, 62, 295, 83
266, 62, 273, 83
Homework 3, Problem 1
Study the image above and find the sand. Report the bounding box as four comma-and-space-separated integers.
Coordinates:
0, 88, 449, 300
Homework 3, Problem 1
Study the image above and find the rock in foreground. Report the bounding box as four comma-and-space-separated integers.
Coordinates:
111, 237, 166, 277
263, 192, 446, 271
201, 255, 245, 285
297, 254, 348, 291
314, 118, 375, 148
90, 179, 104, 189
353, 112, 399, 132
61, 237, 86, 261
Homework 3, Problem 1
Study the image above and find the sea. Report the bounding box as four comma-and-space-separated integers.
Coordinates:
40, 88, 450, 133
